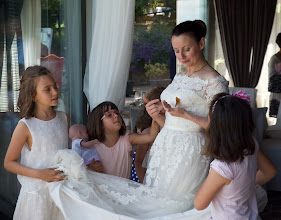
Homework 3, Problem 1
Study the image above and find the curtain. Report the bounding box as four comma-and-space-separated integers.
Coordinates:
214, 0, 277, 88
83, 0, 135, 111
0, 0, 24, 112
64, 0, 83, 124
21, 0, 41, 69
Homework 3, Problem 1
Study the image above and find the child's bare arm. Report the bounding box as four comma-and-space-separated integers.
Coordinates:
194, 168, 231, 210
80, 139, 99, 148
129, 120, 159, 146
4, 122, 65, 182
256, 149, 277, 185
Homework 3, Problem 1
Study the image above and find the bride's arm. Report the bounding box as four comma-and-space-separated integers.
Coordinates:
162, 100, 208, 129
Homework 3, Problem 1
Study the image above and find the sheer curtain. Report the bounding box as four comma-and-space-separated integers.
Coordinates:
83, 0, 135, 111
21, 0, 41, 69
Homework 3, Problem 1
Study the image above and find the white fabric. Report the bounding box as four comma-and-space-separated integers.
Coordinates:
21, 0, 41, 69
83, 0, 135, 111
14, 111, 68, 220
48, 149, 212, 220
144, 74, 228, 199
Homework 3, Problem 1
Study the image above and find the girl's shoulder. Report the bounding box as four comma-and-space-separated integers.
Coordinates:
211, 159, 234, 180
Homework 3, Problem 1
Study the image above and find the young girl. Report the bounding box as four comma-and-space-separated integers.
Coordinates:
87, 101, 159, 179
4, 66, 68, 219
131, 86, 165, 183
194, 92, 277, 219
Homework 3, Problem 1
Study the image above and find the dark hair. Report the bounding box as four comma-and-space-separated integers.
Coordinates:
17, 65, 54, 119
204, 93, 255, 162
87, 101, 126, 142
172, 20, 207, 42
134, 86, 166, 132
276, 33, 281, 48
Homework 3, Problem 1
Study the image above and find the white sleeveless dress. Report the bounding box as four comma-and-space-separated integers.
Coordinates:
13, 111, 68, 220
47, 75, 231, 220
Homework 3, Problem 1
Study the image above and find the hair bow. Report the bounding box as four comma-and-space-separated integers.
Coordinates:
231, 90, 251, 105
212, 90, 251, 112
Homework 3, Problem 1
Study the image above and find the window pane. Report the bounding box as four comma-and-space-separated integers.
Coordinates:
128, 1, 176, 94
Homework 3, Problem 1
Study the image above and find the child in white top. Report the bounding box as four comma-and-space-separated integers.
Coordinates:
4, 66, 67, 219
69, 124, 103, 173
194, 92, 277, 220
87, 101, 159, 179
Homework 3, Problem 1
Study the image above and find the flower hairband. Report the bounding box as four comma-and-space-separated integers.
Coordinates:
212, 90, 251, 112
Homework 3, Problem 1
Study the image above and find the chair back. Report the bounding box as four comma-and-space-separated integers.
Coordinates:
41, 54, 65, 88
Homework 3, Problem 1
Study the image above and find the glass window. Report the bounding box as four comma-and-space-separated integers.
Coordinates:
0, 0, 83, 216
128, 0, 176, 95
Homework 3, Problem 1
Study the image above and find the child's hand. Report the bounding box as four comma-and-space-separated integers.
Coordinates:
87, 159, 104, 173
38, 168, 65, 182
81, 139, 99, 148
88, 139, 99, 146
163, 100, 186, 118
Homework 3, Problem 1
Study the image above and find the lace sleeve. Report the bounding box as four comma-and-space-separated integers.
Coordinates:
205, 76, 229, 104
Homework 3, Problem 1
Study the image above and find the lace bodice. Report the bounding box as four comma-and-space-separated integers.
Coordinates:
161, 74, 228, 131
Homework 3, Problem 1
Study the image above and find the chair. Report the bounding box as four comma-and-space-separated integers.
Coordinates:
41, 54, 65, 88
41, 54, 66, 112
261, 103, 281, 191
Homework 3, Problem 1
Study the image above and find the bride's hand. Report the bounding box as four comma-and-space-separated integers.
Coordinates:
162, 100, 187, 118
144, 98, 165, 119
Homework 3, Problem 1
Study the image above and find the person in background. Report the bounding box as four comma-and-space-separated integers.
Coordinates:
268, 32, 281, 117
131, 86, 165, 183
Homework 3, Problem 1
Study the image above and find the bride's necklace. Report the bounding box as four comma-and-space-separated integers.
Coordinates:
186, 61, 208, 77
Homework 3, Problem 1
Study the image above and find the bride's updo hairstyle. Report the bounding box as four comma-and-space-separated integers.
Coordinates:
204, 93, 255, 163
171, 20, 207, 43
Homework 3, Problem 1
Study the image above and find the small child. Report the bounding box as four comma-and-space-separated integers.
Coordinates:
87, 101, 159, 179
131, 86, 165, 183
194, 92, 277, 219
4, 66, 67, 219
69, 124, 103, 173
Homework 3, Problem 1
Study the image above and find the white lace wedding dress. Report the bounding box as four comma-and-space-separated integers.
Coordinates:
144, 74, 229, 203
47, 74, 232, 220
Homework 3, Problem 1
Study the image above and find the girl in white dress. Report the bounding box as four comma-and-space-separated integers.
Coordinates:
4, 66, 68, 220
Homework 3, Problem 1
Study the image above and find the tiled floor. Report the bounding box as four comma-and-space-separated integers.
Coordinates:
260, 190, 281, 219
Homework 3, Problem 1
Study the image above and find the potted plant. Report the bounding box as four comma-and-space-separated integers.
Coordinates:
144, 62, 170, 86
